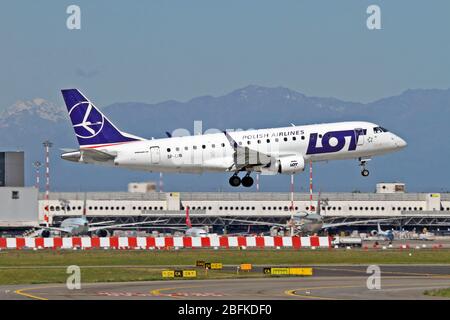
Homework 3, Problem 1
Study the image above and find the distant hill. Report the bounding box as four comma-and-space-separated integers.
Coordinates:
1, 85, 449, 192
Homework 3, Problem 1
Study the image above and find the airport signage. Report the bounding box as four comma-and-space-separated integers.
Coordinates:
210, 263, 223, 270
182, 270, 197, 278
196, 260, 205, 267
162, 270, 175, 278
263, 267, 313, 276
204, 262, 223, 270
240, 263, 252, 271
162, 270, 197, 278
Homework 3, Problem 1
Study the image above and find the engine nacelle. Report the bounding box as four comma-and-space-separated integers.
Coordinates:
271, 155, 305, 174
95, 229, 110, 237
40, 229, 51, 238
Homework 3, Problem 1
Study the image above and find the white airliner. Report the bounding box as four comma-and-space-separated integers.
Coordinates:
61, 89, 407, 187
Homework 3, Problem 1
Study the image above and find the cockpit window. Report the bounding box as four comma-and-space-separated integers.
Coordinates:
373, 126, 389, 133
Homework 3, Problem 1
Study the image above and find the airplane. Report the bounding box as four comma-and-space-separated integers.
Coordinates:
35, 194, 167, 237
183, 206, 210, 237
371, 222, 395, 242
222, 194, 392, 236
60, 89, 407, 187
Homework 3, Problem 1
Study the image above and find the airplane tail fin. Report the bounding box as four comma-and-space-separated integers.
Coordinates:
377, 222, 382, 233
61, 89, 144, 147
185, 206, 192, 228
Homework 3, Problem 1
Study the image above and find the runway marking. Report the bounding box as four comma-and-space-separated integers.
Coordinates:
150, 285, 207, 299
285, 277, 450, 300
14, 287, 50, 301
314, 266, 450, 278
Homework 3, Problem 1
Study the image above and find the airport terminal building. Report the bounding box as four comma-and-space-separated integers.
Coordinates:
35, 183, 450, 234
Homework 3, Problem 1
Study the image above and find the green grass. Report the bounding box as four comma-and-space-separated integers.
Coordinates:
1, 249, 450, 267
1, 249, 450, 285
424, 288, 450, 298
0, 267, 261, 285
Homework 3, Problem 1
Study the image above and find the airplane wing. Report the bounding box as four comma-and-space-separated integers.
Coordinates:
35, 226, 73, 234
221, 218, 286, 227
88, 220, 117, 226
223, 131, 271, 171
322, 218, 394, 229
87, 219, 168, 232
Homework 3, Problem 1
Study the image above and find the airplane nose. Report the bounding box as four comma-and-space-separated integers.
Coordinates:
396, 136, 407, 148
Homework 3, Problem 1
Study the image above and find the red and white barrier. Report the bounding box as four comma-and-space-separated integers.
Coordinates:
0, 236, 331, 250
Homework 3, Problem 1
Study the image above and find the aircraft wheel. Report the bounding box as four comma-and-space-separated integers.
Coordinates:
229, 175, 241, 187
361, 169, 370, 177
241, 176, 254, 187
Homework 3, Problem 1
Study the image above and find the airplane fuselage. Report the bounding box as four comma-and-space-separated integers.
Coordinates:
65, 121, 406, 175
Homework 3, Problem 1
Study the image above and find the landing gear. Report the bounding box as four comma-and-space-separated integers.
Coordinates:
359, 158, 371, 177
229, 173, 254, 187
241, 174, 254, 188
229, 174, 241, 187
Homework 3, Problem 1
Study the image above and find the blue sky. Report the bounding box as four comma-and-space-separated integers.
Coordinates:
1, 0, 449, 108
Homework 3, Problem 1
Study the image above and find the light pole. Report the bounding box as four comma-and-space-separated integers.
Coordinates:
32, 161, 42, 190
43, 140, 53, 225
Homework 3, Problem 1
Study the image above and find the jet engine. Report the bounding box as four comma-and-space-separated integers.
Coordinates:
40, 229, 51, 238
270, 155, 305, 174
95, 229, 110, 237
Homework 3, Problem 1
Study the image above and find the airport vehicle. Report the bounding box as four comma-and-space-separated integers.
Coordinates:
332, 236, 363, 247
60, 89, 407, 187
371, 222, 395, 242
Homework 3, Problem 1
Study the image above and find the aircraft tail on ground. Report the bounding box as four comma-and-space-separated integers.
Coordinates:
61, 89, 144, 147
185, 206, 192, 228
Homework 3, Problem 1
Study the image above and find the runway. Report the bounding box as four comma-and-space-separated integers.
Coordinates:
1, 265, 450, 300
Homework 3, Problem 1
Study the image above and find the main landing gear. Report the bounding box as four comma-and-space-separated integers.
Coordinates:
359, 158, 370, 177
229, 173, 254, 187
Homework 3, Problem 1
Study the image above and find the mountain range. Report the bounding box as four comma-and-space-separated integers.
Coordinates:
1, 85, 449, 193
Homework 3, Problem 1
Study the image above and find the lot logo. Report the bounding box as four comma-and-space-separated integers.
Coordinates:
290, 160, 299, 167
69, 102, 104, 138
306, 129, 366, 155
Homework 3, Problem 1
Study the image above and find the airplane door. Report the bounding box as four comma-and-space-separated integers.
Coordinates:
354, 128, 364, 146
150, 147, 160, 164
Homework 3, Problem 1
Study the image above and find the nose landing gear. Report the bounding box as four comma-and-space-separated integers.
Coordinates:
359, 158, 371, 177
